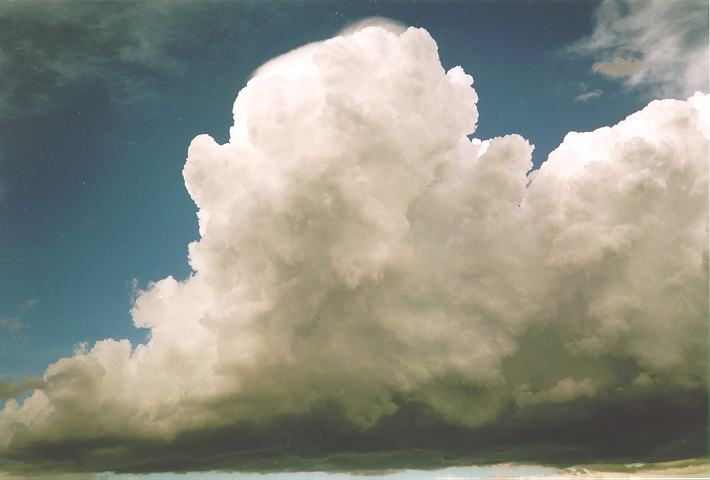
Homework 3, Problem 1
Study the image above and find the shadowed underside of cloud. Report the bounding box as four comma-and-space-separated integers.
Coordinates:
1, 390, 707, 474
0, 1, 179, 116
0, 25, 707, 474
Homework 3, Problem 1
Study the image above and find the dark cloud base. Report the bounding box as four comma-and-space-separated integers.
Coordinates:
2, 389, 706, 474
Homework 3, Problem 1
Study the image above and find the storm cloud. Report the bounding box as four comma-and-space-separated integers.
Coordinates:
0, 25, 707, 474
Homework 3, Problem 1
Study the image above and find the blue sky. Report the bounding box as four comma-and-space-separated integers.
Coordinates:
0, 0, 657, 381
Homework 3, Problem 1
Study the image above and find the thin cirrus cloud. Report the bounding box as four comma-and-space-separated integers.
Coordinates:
570, 0, 708, 98
0, 1, 185, 117
16, 299, 39, 311
0, 23, 707, 475
0, 298, 39, 335
0, 318, 23, 334
0, 2, 283, 118
574, 89, 602, 102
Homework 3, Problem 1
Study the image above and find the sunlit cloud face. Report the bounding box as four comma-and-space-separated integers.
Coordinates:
0, 22, 707, 474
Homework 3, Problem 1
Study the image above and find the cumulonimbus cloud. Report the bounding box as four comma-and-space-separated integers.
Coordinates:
0, 25, 707, 473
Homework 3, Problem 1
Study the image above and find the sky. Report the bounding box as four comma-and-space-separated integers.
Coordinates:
0, 0, 708, 478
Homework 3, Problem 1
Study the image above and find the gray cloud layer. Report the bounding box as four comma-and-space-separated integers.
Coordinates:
0, 26, 707, 474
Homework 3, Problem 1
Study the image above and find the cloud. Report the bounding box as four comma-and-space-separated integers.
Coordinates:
574, 89, 602, 102
591, 57, 644, 78
0, 377, 42, 402
515, 378, 598, 408
17, 299, 38, 311
0, 26, 707, 474
0, 318, 23, 334
0, 472, 93, 480
0, 1, 184, 117
0, 1, 289, 118
339, 17, 407, 36
547, 458, 710, 478
570, 0, 708, 98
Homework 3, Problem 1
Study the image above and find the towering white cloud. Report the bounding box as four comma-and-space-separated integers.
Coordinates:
0, 25, 707, 467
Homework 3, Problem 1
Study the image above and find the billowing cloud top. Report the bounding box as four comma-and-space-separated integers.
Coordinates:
0, 26, 707, 473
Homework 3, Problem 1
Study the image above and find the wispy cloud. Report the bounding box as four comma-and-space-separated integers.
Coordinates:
0, 300, 38, 335
0, 2, 300, 119
17, 299, 39, 311
592, 57, 644, 78
574, 89, 602, 102
570, 0, 708, 98
546, 458, 710, 478
0, 318, 23, 334
0, 1, 185, 117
